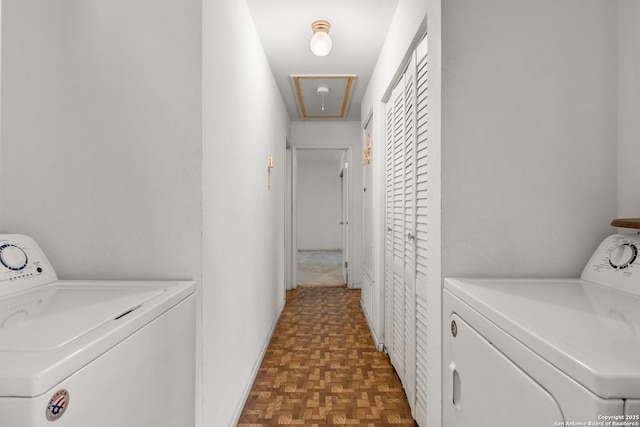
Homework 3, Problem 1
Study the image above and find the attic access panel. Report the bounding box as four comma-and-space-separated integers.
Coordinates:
291, 75, 356, 119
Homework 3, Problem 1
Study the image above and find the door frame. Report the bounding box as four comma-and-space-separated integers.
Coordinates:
339, 158, 349, 285
287, 145, 354, 290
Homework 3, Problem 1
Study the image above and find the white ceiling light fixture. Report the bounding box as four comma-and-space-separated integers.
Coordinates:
317, 86, 330, 111
310, 20, 332, 57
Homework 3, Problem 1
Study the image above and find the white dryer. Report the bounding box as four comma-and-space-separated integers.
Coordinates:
444, 234, 640, 427
0, 234, 195, 427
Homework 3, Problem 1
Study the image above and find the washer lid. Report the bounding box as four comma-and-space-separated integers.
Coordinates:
445, 278, 640, 399
0, 280, 194, 397
0, 285, 163, 351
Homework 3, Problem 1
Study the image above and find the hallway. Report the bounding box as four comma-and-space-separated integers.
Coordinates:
297, 250, 344, 287
238, 287, 417, 426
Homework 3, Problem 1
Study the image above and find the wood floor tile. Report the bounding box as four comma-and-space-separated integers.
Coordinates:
237, 287, 417, 427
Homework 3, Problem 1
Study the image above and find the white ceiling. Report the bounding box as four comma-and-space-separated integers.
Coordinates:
245, 0, 400, 122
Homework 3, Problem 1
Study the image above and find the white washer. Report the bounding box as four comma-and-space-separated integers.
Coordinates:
444, 234, 640, 427
0, 234, 195, 427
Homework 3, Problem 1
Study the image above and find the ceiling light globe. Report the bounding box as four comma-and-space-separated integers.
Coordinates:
310, 32, 332, 57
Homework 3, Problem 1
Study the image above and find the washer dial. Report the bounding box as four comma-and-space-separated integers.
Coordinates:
0, 244, 28, 271
609, 243, 638, 270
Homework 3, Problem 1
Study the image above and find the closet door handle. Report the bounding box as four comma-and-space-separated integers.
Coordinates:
407, 232, 415, 241
387, 227, 392, 232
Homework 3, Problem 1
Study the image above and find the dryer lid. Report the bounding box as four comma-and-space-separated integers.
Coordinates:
445, 277, 640, 399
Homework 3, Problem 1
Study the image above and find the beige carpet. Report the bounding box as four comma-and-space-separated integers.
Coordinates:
297, 250, 345, 287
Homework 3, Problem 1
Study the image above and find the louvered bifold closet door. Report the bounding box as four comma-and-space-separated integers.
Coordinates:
413, 37, 429, 427
383, 36, 429, 426
390, 79, 406, 377
402, 51, 418, 410
384, 94, 395, 359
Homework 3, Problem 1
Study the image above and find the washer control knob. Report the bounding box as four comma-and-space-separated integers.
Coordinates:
0, 245, 28, 271
609, 243, 638, 270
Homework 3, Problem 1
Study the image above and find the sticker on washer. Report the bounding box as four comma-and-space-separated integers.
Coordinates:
46, 389, 69, 421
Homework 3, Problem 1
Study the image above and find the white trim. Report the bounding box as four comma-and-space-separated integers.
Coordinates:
289, 145, 355, 289
284, 146, 292, 291
373, 100, 388, 350
361, 299, 383, 352
363, 107, 373, 131
231, 297, 286, 425
380, 19, 428, 105
290, 147, 298, 290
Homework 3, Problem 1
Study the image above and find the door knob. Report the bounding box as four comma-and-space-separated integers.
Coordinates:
407, 232, 415, 241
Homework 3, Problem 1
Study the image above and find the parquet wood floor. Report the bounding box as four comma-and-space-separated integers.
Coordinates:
237, 287, 418, 427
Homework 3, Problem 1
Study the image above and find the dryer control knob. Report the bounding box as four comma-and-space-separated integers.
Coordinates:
0, 244, 28, 271
609, 243, 637, 270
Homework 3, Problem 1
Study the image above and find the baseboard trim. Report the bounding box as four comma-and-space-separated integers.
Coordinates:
231, 296, 286, 425
360, 300, 383, 352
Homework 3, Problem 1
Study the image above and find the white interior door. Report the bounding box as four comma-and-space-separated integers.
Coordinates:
390, 78, 406, 378
384, 92, 395, 361
362, 119, 375, 317
414, 37, 429, 427
340, 155, 349, 286
403, 51, 418, 409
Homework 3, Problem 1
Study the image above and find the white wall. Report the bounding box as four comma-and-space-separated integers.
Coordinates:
618, 0, 640, 218
2, 0, 203, 422
202, 0, 289, 425
1, 0, 202, 281
297, 160, 342, 250
290, 121, 363, 287
441, 0, 618, 279
362, 118, 375, 329
0, 1, 2, 229
438, 1, 617, 425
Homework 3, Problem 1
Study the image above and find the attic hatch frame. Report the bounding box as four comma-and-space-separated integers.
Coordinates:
291, 75, 356, 119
